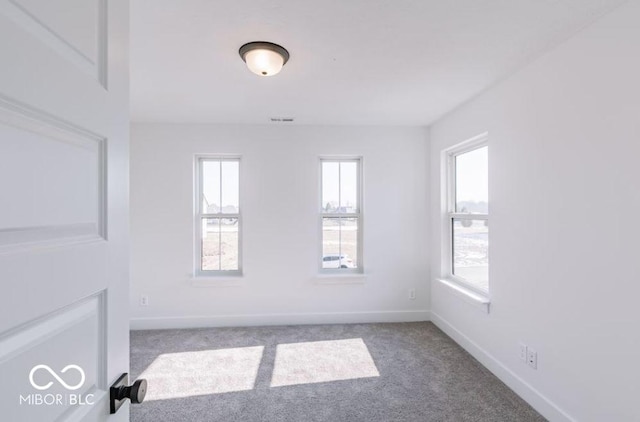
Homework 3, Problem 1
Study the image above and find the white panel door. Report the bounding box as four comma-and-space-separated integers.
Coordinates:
0, 0, 130, 421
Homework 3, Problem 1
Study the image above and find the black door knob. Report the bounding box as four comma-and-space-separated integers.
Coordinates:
110, 373, 148, 414
115, 378, 147, 404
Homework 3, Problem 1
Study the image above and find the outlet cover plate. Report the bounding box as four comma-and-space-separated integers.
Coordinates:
527, 348, 537, 369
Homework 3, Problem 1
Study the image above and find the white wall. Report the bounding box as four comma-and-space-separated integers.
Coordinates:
429, 2, 640, 422
131, 124, 430, 328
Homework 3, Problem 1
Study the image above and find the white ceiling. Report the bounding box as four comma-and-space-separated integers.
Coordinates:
130, 0, 624, 126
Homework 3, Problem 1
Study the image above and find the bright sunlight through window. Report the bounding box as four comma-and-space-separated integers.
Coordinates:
197, 157, 241, 274
138, 346, 264, 400
270, 338, 379, 388
321, 159, 362, 272
448, 140, 489, 293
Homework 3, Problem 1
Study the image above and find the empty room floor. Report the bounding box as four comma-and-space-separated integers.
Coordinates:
130, 322, 545, 422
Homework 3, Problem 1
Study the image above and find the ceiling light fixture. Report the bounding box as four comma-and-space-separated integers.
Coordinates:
239, 41, 290, 77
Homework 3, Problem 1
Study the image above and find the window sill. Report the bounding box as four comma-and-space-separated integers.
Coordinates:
314, 273, 366, 285
435, 278, 490, 313
189, 276, 244, 287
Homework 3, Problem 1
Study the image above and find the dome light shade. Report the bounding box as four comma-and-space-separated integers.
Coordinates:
239, 42, 290, 77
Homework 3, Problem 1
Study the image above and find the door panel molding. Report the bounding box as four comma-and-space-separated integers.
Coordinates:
0, 291, 108, 421
0, 0, 128, 419
0, 0, 107, 87
0, 94, 107, 253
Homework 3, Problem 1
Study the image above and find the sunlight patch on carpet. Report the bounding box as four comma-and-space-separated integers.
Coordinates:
139, 346, 264, 400
270, 338, 379, 387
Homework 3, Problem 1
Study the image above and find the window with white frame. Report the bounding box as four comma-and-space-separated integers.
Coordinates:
196, 157, 240, 275
447, 138, 488, 293
321, 158, 362, 272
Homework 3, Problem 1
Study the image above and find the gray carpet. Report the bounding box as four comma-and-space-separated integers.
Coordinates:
130, 322, 546, 422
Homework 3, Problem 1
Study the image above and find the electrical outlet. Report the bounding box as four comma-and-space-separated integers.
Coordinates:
527, 348, 537, 369
519, 343, 527, 362
140, 295, 149, 306
409, 289, 416, 300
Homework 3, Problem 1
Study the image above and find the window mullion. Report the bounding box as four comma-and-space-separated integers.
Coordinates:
323, 213, 359, 218
451, 154, 457, 213
338, 162, 342, 211
202, 213, 240, 218
450, 213, 488, 220
338, 216, 342, 265
218, 161, 222, 272
217, 218, 222, 271
199, 158, 204, 214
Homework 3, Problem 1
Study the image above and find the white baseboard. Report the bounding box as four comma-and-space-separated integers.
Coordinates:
430, 311, 575, 422
130, 310, 431, 330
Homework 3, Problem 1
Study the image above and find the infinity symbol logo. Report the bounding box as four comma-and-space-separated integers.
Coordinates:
29, 365, 86, 391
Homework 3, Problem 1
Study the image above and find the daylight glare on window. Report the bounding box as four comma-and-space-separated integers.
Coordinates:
221, 161, 239, 212
202, 160, 221, 213
452, 218, 488, 291
455, 146, 488, 214
322, 161, 358, 213
203, 160, 239, 214
451, 145, 488, 293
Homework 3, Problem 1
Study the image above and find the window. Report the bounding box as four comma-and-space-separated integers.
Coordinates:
447, 138, 488, 293
321, 158, 362, 272
196, 157, 240, 275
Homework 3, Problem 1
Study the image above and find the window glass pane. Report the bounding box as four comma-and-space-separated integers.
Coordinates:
453, 218, 488, 292
221, 161, 239, 213
455, 146, 488, 213
201, 218, 221, 271
340, 217, 358, 268
220, 218, 239, 270
322, 162, 339, 213
322, 217, 358, 269
202, 160, 221, 213
340, 162, 358, 212
322, 217, 340, 268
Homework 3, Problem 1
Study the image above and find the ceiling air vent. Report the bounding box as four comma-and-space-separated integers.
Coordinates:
269, 117, 295, 123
